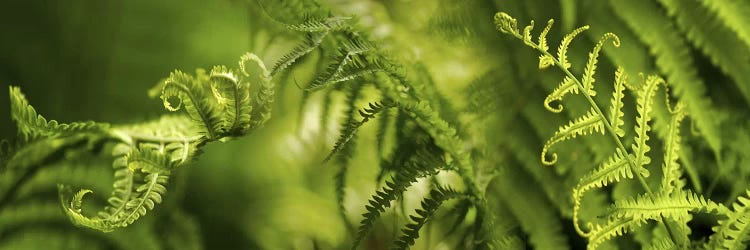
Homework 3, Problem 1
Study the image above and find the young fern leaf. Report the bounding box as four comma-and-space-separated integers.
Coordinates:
496, 12, 696, 248
333, 83, 365, 232
306, 38, 373, 91
572, 148, 636, 236
613, 0, 723, 156
541, 108, 604, 165
127, 148, 176, 174
557, 25, 590, 70
391, 186, 470, 250
270, 32, 328, 76
544, 76, 577, 113
582, 33, 620, 97
538, 19, 554, 52
209, 66, 252, 134
494, 12, 520, 36
661, 106, 686, 194
352, 148, 446, 249
9, 86, 108, 140
58, 185, 115, 232
609, 190, 727, 223
609, 67, 627, 138
160, 70, 223, 139
120, 173, 169, 225
587, 216, 646, 250
324, 100, 396, 163
246, 53, 274, 130
284, 15, 351, 32
632, 75, 662, 170
100, 144, 135, 221
522, 20, 535, 46
709, 190, 750, 250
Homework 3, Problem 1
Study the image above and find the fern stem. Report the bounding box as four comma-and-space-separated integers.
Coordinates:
510, 32, 681, 246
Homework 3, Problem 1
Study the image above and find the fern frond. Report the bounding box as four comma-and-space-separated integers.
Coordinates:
543, 76, 577, 113
59, 141, 171, 231
324, 100, 396, 162
631, 75, 661, 170
127, 148, 175, 174
609, 67, 627, 138
557, 25, 590, 70
709, 190, 750, 250
9, 86, 108, 140
98, 144, 134, 222
587, 216, 646, 250
522, 20, 535, 46
209, 65, 252, 133
581, 33, 620, 97
120, 173, 168, 225
700, 0, 750, 49
285, 15, 351, 32
246, 53, 274, 130
538, 19, 554, 52
306, 39, 374, 91
572, 148, 634, 236
661, 107, 686, 194
58, 185, 115, 232
160, 70, 223, 139
575, 149, 634, 197
541, 108, 604, 165
391, 186, 470, 250
613, 0, 723, 155
609, 190, 727, 223
659, 0, 750, 105
352, 147, 446, 249
494, 12, 520, 36
270, 32, 328, 76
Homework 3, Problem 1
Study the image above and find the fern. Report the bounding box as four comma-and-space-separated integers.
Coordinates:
352, 145, 450, 249
9, 86, 109, 141
160, 70, 224, 139
609, 67, 627, 138
6, 1, 750, 249
324, 100, 396, 162
661, 104, 687, 194
709, 191, 750, 250
699, 0, 750, 50
609, 190, 727, 222
391, 186, 471, 250
541, 108, 604, 165
658, 0, 750, 106
271, 32, 329, 76
0, 53, 278, 233
495, 12, 732, 248
612, 0, 723, 157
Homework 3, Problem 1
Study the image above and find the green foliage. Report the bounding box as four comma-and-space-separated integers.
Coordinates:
3, 0, 750, 249
496, 10, 750, 250
2, 52, 275, 235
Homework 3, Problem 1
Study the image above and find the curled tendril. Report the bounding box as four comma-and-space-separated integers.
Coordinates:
494, 12, 519, 35
544, 100, 564, 113
239, 52, 270, 79
160, 83, 184, 112
209, 66, 238, 106
541, 148, 558, 166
